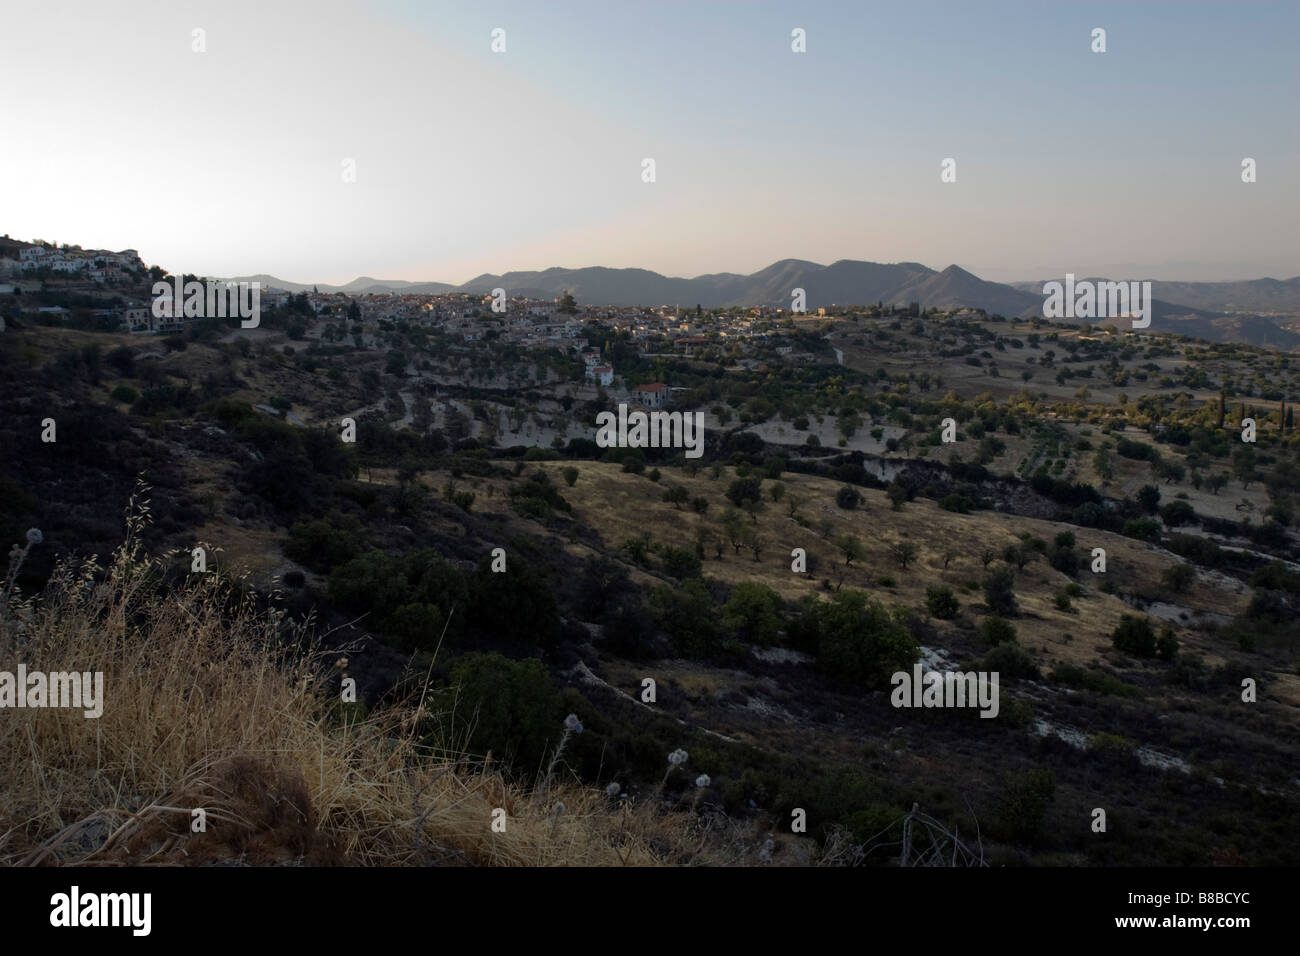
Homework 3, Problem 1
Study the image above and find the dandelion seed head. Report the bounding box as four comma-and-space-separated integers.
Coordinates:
563, 713, 583, 733
25, 529, 43, 545
695, 774, 711, 788
668, 748, 688, 766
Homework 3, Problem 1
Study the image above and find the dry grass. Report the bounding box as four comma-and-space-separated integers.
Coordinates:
0, 491, 764, 867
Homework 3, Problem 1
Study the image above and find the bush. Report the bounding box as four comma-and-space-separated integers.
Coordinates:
983, 566, 1018, 616
648, 579, 725, 659
982, 641, 1039, 679
938, 493, 973, 514
110, 384, 138, 404
813, 590, 918, 687
721, 582, 783, 646
1156, 624, 1180, 660
835, 485, 861, 510
1122, 517, 1161, 541
725, 477, 763, 507
1111, 614, 1157, 657
1049, 663, 1141, 697
1162, 563, 1194, 592
507, 471, 571, 519
656, 484, 687, 507
446, 653, 561, 776
995, 769, 1056, 845
284, 518, 362, 573
980, 615, 1018, 646
561, 466, 579, 487
925, 586, 960, 620
659, 546, 702, 580
1088, 732, 1136, 762
1160, 499, 1197, 527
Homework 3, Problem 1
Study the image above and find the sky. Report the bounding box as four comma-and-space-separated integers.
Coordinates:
2, 0, 1296, 286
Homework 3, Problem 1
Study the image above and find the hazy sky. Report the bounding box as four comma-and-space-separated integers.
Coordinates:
3, 0, 1296, 285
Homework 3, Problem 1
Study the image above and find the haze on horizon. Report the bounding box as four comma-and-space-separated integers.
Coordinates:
2, 0, 1296, 287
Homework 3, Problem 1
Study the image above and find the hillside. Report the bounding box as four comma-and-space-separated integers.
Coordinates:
2, 291, 1298, 866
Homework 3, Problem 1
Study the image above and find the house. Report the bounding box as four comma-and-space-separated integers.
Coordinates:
634, 382, 669, 409
124, 307, 154, 333
586, 365, 614, 387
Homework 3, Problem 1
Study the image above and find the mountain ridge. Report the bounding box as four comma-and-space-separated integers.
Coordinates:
222, 260, 1300, 318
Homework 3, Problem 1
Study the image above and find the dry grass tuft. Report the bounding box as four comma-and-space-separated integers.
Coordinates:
0, 489, 762, 866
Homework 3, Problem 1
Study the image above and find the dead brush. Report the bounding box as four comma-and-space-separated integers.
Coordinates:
0, 486, 727, 866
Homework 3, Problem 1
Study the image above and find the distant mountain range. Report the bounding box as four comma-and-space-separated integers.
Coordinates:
228, 260, 1300, 321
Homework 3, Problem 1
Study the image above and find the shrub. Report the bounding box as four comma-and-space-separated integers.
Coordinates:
1088, 732, 1136, 762
1049, 663, 1142, 697
980, 615, 1018, 646
1156, 624, 1180, 661
889, 541, 919, 570
648, 579, 725, 659
1122, 518, 1161, 541
835, 485, 861, 510
1160, 499, 1197, 527
659, 546, 702, 580
1136, 484, 1162, 513
938, 493, 973, 514
814, 590, 919, 687
1111, 614, 1157, 657
284, 518, 363, 573
995, 769, 1056, 845
507, 472, 571, 519
446, 653, 561, 776
982, 641, 1039, 679
725, 477, 763, 507
983, 566, 1018, 616
110, 384, 138, 404
1162, 563, 1194, 592
1048, 544, 1079, 576
721, 582, 783, 646
925, 586, 960, 620
662, 485, 689, 508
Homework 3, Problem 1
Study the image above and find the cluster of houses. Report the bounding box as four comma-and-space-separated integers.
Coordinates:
15, 244, 143, 282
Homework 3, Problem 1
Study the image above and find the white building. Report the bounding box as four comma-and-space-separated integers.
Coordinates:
634, 382, 669, 408
124, 308, 154, 333
586, 365, 614, 387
